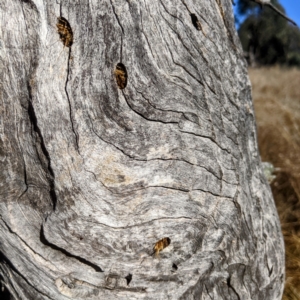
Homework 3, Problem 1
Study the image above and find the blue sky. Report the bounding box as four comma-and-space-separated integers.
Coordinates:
281, 0, 300, 27
234, 0, 300, 27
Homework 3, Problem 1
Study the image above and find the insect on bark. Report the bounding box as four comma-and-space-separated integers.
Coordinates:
114, 63, 128, 89
56, 17, 73, 47
152, 237, 171, 257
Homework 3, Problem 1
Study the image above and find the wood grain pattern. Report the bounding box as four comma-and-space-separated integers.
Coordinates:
0, 0, 285, 299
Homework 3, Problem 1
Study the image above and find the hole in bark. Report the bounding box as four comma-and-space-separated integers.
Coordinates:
125, 273, 132, 285
268, 265, 273, 276
114, 63, 128, 89
190, 13, 202, 31
226, 277, 230, 286
56, 17, 73, 47
172, 263, 178, 270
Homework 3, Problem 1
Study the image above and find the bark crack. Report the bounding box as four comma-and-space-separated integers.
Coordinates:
134, 88, 187, 115
140, 156, 235, 185
215, 0, 237, 52
140, 9, 155, 59
159, 2, 197, 61
226, 276, 241, 300
204, 283, 214, 299
27, 82, 57, 211
14, 129, 31, 224
181, 0, 191, 14
121, 91, 178, 124
0, 218, 55, 269
40, 225, 103, 273
110, 0, 124, 34
65, 47, 80, 153
0, 220, 54, 300
180, 129, 234, 157
100, 182, 233, 199
170, 75, 194, 95
15, 128, 29, 201
157, 8, 217, 95
163, 37, 206, 89
89, 123, 137, 160
83, 216, 206, 230
191, 187, 232, 199
83, 167, 118, 195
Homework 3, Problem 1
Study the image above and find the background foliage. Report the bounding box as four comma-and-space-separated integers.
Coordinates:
250, 67, 300, 300
236, 0, 300, 66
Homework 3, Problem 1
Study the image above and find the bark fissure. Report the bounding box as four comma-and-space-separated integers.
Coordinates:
90, 111, 238, 183
0, 270, 18, 300
122, 91, 178, 124
181, 0, 191, 13
15, 128, 29, 201
204, 283, 214, 299
226, 276, 241, 300
159, 0, 208, 61
64, 47, 80, 152
27, 82, 58, 211
180, 130, 235, 157
0, 241, 53, 300
215, 0, 237, 52
139, 156, 236, 185
83, 167, 118, 195
134, 88, 186, 115
89, 123, 138, 160
140, 9, 155, 59
160, 33, 210, 93
160, 27, 217, 96
192, 187, 234, 199
0, 258, 54, 300
168, 75, 194, 95
40, 225, 103, 273
109, 0, 125, 34
83, 216, 206, 230
159, 1, 209, 67
0, 218, 54, 269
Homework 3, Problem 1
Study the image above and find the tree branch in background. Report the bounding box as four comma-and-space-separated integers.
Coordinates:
251, 0, 297, 26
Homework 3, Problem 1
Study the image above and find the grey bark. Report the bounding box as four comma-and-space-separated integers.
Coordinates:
0, 0, 285, 299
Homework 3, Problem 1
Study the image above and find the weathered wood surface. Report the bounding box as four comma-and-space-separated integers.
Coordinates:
0, 0, 284, 299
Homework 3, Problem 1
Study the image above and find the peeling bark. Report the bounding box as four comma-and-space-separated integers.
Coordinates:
0, 0, 284, 299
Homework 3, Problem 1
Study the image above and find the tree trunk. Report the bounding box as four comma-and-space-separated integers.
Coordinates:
0, 0, 284, 299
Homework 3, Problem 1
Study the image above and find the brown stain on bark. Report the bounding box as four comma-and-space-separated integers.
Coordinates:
98, 155, 130, 186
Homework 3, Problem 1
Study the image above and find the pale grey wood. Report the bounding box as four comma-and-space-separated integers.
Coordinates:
0, 0, 285, 299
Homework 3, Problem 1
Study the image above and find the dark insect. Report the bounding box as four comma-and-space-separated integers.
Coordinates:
114, 63, 128, 89
56, 16, 73, 47
152, 237, 171, 257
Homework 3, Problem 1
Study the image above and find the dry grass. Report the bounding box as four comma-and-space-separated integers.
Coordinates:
249, 67, 300, 299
